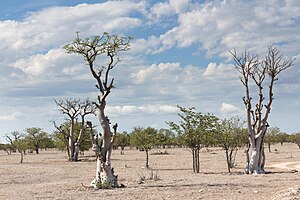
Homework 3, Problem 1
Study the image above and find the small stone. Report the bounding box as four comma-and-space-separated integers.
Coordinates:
199, 189, 203, 193
290, 189, 298, 195
254, 190, 259, 194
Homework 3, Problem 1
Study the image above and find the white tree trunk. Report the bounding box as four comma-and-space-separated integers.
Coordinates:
73, 143, 80, 161
91, 107, 118, 188
247, 136, 265, 174
73, 124, 84, 161
69, 120, 75, 161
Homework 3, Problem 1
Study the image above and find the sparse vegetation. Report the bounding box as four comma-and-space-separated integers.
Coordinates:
130, 127, 158, 168
167, 105, 219, 173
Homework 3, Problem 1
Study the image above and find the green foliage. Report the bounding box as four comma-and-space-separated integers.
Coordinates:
114, 131, 130, 150
265, 127, 281, 144
52, 121, 92, 152
216, 116, 246, 149
63, 32, 131, 95
167, 105, 219, 173
216, 116, 246, 172
130, 127, 157, 151
156, 129, 177, 147
5, 131, 29, 163
0, 143, 14, 154
264, 127, 282, 152
167, 106, 219, 149
14, 138, 29, 152
288, 133, 300, 149
276, 132, 289, 145
64, 32, 131, 56
130, 127, 157, 168
25, 127, 52, 153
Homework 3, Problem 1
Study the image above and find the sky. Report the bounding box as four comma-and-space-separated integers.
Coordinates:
0, 0, 299, 142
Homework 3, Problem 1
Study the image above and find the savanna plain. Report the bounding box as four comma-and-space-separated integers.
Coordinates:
1, 143, 300, 200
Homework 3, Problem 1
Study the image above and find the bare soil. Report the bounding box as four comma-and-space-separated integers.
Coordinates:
1, 143, 300, 200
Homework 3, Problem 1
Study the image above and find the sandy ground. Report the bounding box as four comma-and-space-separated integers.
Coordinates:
1, 143, 300, 200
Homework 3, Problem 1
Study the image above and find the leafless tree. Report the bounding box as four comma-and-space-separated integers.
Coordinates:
73, 99, 96, 161
54, 98, 81, 161
230, 46, 294, 174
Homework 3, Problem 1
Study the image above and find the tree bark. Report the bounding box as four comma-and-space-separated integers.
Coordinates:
192, 147, 200, 173
225, 148, 231, 173
69, 119, 75, 161
19, 150, 24, 163
247, 134, 266, 174
73, 120, 84, 161
268, 143, 271, 153
90, 107, 118, 188
145, 149, 149, 169
35, 146, 39, 154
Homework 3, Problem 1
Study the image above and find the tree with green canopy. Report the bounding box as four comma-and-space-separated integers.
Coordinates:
167, 106, 219, 173
289, 133, 300, 149
114, 131, 130, 155
5, 131, 29, 163
54, 98, 95, 161
25, 127, 51, 154
217, 116, 246, 173
53, 120, 93, 159
264, 127, 281, 152
131, 127, 157, 169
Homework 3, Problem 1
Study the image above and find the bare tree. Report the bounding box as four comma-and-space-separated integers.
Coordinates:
54, 98, 81, 161
54, 98, 95, 161
5, 131, 28, 163
73, 99, 96, 161
52, 120, 70, 157
231, 46, 294, 174
64, 32, 131, 188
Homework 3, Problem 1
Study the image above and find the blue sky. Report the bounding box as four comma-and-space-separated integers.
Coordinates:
0, 0, 300, 142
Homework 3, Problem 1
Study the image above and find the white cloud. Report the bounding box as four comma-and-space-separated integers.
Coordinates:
145, 0, 300, 58
149, 0, 190, 20
106, 104, 178, 116
203, 62, 236, 79
0, 112, 24, 122
0, 0, 299, 137
220, 103, 240, 113
11, 49, 70, 76
0, 1, 145, 56
131, 62, 181, 84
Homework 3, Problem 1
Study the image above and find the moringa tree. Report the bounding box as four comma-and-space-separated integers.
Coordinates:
54, 98, 81, 161
64, 32, 131, 188
54, 98, 95, 161
53, 120, 92, 159
74, 99, 96, 161
231, 46, 294, 174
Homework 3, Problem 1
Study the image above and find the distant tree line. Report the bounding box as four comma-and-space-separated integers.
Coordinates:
1, 108, 299, 170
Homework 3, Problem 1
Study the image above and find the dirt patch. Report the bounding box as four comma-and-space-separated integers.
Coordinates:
0, 144, 300, 200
